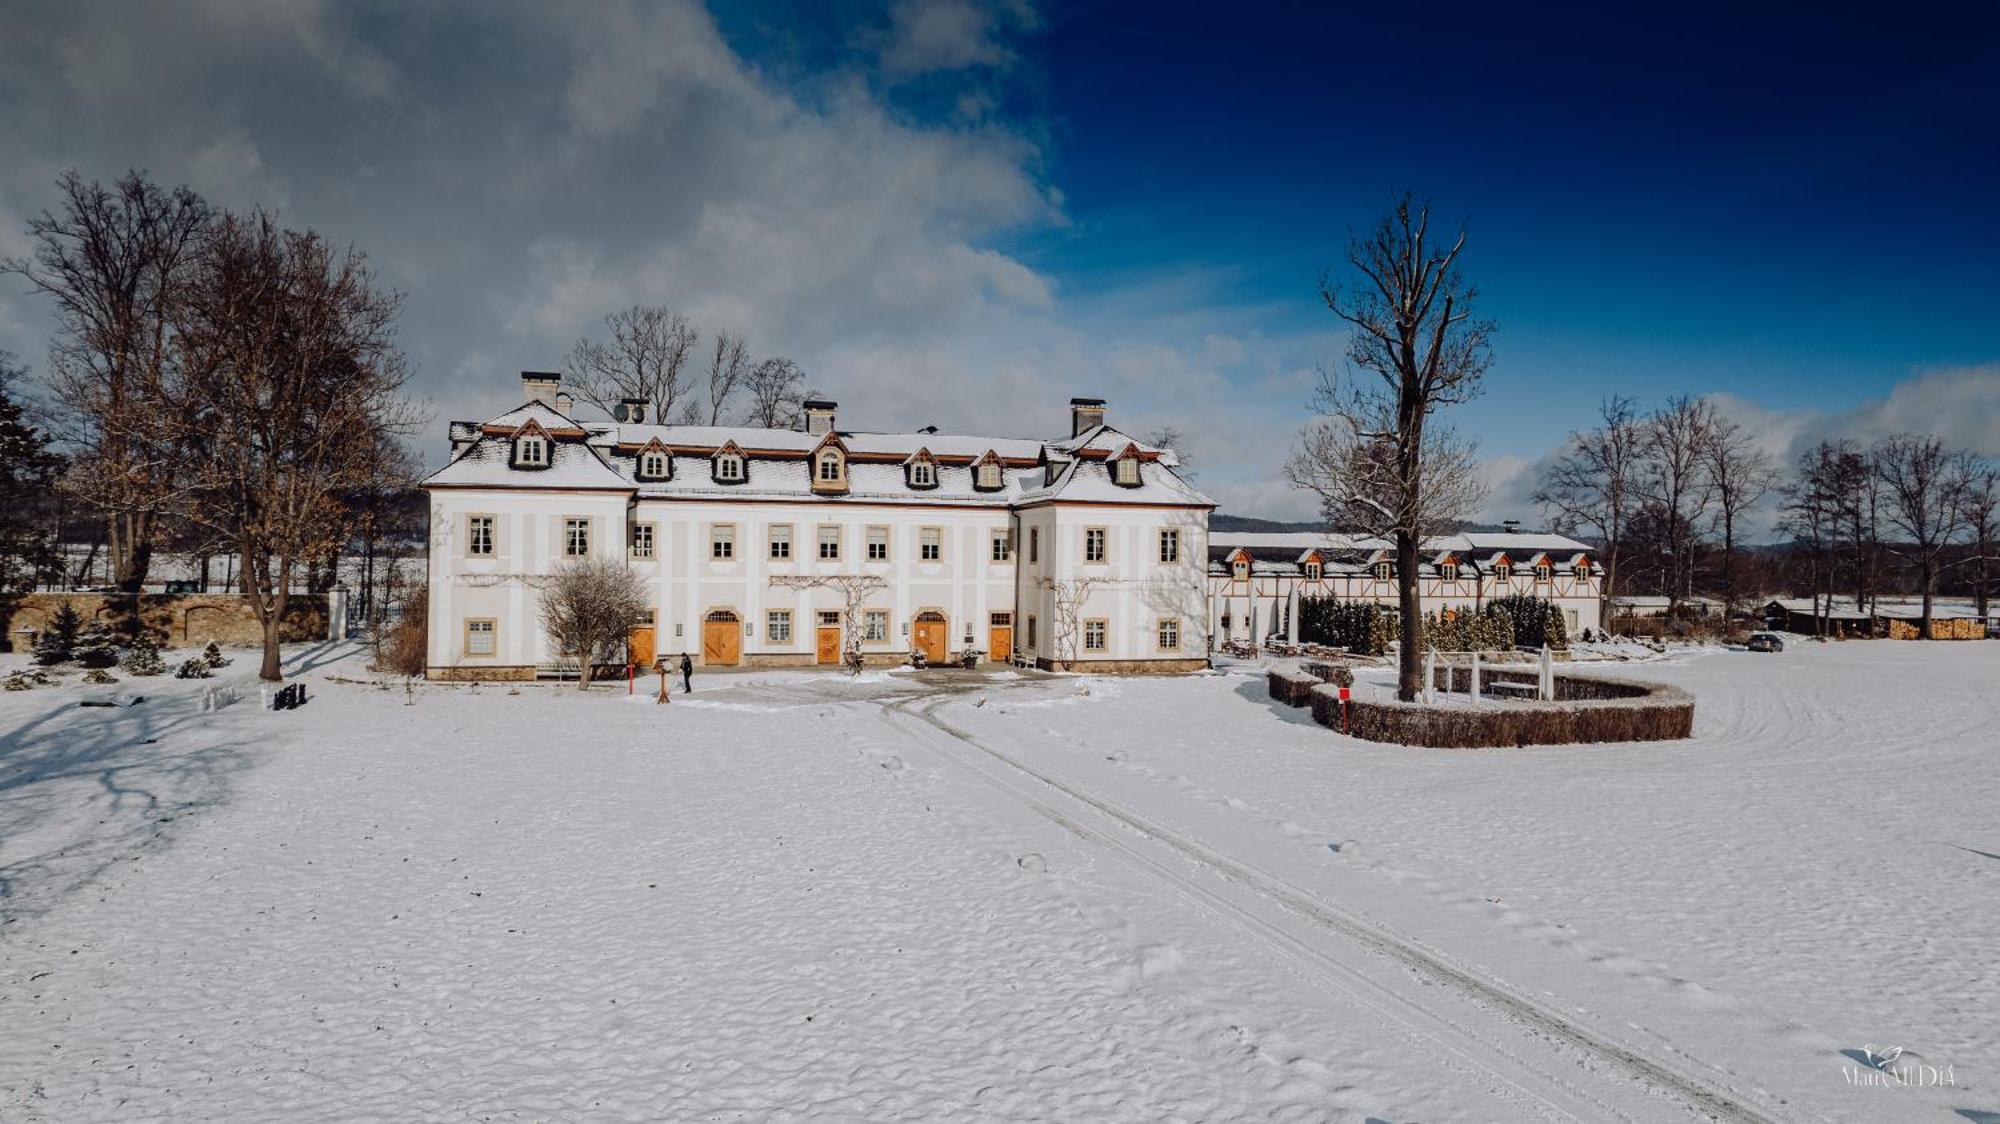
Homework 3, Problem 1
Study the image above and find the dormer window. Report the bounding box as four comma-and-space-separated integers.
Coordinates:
1232, 556, 1250, 580
1576, 558, 1591, 578
1440, 562, 1459, 581
1304, 560, 1322, 580
818, 450, 843, 481
1494, 562, 1511, 581
973, 457, 1003, 492
1113, 456, 1141, 487
513, 433, 548, 468
637, 449, 669, 481
1535, 561, 1553, 582
907, 454, 937, 489
1373, 561, 1391, 581
713, 448, 745, 483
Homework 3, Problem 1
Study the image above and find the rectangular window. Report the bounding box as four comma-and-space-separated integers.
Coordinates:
1158, 528, 1179, 564
920, 526, 942, 561
767, 610, 792, 643
866, 525, 889, 561
1026, 615, 1037, 648
1085, 527, 1107, 563
1029, 526, 1039, 563
991, 529, 1013, 562
465, 618, 496, 657
1083, 618, 1107, 652
864, 609, 889, 643
630, 522, 655, 559
468, 515, 495, 557
1157, 618, 1181, 651
991, 611, 1012, 626
711, 524, 735, 560
817, 610, 841, 627
818, 524, 840, 560
564, 517, 590, 557
768, 524, 792, 560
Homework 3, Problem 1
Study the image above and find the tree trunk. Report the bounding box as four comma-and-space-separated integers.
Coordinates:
260, 611, 284, 681
1396, 529, 1422, 702
1920, 559, 1935, 640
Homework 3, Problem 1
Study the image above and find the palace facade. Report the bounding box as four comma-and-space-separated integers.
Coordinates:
421, 373, 1214, 678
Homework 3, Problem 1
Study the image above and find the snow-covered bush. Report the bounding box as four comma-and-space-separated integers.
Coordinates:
73, 621, 121, 668
31, 603, 83, 665
201, 641, 230, 669
174, 657, 214, 680
82, 668, 118, 684
122, 633, 167, 676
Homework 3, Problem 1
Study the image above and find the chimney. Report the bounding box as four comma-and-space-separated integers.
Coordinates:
553, 391, 574, 417
1070, 396, 1106, 438
617, 397, 648, 425
804, 398, 837, 435
521, 370, 561, 409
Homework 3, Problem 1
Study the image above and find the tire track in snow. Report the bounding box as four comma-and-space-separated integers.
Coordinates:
884, 693, 1790, 1124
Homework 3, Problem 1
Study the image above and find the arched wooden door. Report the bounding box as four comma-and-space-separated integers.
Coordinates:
701, 610, 741, 666
912, 610, 948, 664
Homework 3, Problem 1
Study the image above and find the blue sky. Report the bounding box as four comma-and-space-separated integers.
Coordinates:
2, 1, 1995, 522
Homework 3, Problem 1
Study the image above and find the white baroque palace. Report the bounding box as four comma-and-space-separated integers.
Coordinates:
421, 373, 1215, 678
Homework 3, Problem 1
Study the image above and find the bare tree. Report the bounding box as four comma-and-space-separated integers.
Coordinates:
1873, 435, 1972, 637
1958, 464, 1997, 619
1285, 194, 1492, 701
698, 330, 749, 425
563, 306, 698, 422
742, 357, 808, 429
769, 573, 889, 672
1040, 576, 1106, 668
1533, 395, 1642, 615
166, 211, 421, 681
1636, 395, 1715, 612
1699, 410, 1779, 621
4, 171, 212, 589
1782, 442, 1844, 638
538, 557, 649, 688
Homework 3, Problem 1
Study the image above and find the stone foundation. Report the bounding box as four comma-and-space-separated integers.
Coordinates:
426, 664, 537, 682
1036, 657, 1209, 675
4, 592, 328, 652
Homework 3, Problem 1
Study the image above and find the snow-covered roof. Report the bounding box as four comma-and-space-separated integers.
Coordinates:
1210, 530, 1593, 557
1015, 456, 1212, 508
424, 433, 627, 490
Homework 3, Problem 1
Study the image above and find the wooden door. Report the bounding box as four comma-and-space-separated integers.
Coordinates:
628, 626, 655, 667
816, 626, 841, 665
912, 612, 947, 664
988, 626, 1012, 663
702, 612, 741, 666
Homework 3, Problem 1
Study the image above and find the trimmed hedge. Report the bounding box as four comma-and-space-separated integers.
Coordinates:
1268, 668, 1321, 707
1320, 670, 1693, 748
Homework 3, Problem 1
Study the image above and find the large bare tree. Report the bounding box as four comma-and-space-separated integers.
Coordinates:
1958, 464, 1997, 619
1635, 395, 1715, 612
695, 330, 748, 425
3, 171, 212, 589
1781, 442, 1845, 637
1286, 195, 1492, 701
538, 557, 649, 688
563, 305, 698, 422
1533, 395, 1642, 616
167, 212, 420, 680
1872, 434, 1972, 637
1699, 410, 1779, 620
741, 357, 809, 429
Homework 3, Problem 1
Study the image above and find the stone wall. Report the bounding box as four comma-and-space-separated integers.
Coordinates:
3, 592, 329, 652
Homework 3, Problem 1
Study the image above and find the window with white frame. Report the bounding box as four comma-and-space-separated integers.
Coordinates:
975, 460, 1003, 490
1373, 561, 1392, 581
514, 434, 548, 467
710, 524, 735, 560
1157, 618, 1181, 651
1440, 561, 1459, 581
1304, 559, 1321, 580
817, 450, 843, 481
630, 522, 655, 559
468, 515, 495, 557
1114, 456, 1140, 486
1232, 557, 1249, 580
864, 609, 889, 642
920, 526, 942, 561
1535, 561, 1552, 582
818, 524, 840, 560
1083, 618, 1107, 651
714, 451, 744, 481
767, 610, 792, 643
768, 524, 792, 560
639, 450, 668, 479
1084, 527, 1107, 563
1494, 562, 1511, 581
990, 529, 1012, 562
908, 458, 936, 487
866, 525, 888, 561
465, 618, 496, 657
1158, 528, 1179, 563
818, 610, 841, 627
564, 517, 590, 557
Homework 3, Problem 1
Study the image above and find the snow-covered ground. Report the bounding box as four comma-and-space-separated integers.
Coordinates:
2, 640, 1995, 1120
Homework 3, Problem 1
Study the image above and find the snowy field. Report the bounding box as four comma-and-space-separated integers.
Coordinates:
2, 640, 1996, 1121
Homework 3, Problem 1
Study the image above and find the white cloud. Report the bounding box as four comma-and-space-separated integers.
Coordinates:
875, 0, 1033, 78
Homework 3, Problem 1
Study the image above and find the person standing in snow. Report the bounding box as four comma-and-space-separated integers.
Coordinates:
680, 652, 693, 694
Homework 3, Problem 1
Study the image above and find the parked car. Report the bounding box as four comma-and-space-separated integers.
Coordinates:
1746, 632, 1786, 653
